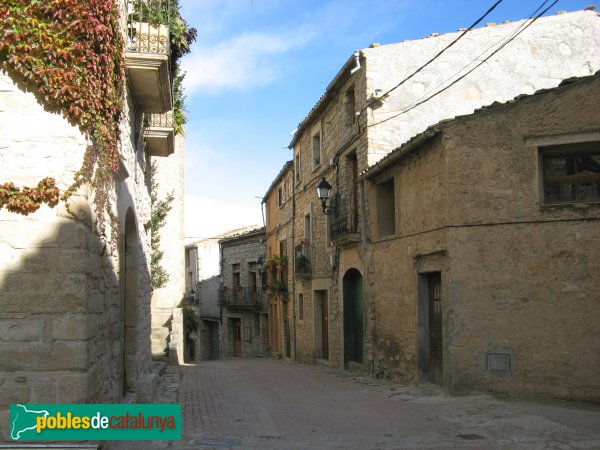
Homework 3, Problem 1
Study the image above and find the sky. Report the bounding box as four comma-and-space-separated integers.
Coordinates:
178, 0, 595, 241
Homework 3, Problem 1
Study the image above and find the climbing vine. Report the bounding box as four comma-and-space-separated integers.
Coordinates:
0, 0, 124, 220
150, 161, 174, 291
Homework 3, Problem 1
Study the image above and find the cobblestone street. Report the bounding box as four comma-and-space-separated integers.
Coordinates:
115, 358, 600, 450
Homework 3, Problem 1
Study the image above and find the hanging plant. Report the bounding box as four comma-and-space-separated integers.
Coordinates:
0, 0, 125, 227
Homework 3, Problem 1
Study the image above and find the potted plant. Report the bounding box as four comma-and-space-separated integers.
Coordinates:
295, 254, 308, 273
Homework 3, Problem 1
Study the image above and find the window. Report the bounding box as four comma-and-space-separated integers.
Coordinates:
295, 154, 301, 184
376, 178, 395, 237
303, 213, 311, 261
541, 142, 600, 204
298, 293, 304, 321
277, 186, 283, 207
312, 131, 321, 168
345, 87, 356, 125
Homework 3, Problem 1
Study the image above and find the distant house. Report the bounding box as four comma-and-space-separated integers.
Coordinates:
362, 72, 600, 400
262, 161, 294, 358
218, 227, 268, 358
276, 8, 600, 397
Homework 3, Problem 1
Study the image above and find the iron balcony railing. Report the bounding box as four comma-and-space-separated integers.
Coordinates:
329, 191, 359, 240
294, 242, 311, 277
127, 0, 171, 55
219, 287, 264, 309
143, 110, 174, 128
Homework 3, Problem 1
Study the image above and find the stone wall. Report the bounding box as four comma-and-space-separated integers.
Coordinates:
362, 10, 600, 166
0, 59, 156, 441
442, 74, 600, 400
151, 136, 185, 360
363, 73, 600, 401
219, 229, 268, 358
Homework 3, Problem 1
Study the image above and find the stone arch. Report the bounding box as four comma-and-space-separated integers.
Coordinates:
343, 268, 364, 366
122, 207, 139, 395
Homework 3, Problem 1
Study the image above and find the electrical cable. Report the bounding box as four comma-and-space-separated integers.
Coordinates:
367, 0, 559, 128
374, 0, 553, 121
356, 0, 504, 122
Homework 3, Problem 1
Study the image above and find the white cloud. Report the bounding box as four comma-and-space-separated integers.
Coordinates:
185, 195, 263, 242
182, 29, 315, 95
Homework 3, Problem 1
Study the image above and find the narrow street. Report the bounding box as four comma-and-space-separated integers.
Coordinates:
118, 358, 600, 450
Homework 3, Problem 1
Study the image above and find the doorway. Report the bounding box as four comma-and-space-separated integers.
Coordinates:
122, 209, 138, 396
232, 318, 242, 357
269, 297, 281, 353
418, 272, 443, 384
343, 269, 364, 365
314, 290, 329, 360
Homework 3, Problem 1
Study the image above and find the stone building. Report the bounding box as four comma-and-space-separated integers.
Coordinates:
185, 226, 262, 360
218, 228, 268, 358
0, 0, 185, 438
262, 161, 294, 358
363, 72, 600, 401
151, 140, 186, 362
285, 9, 600, 371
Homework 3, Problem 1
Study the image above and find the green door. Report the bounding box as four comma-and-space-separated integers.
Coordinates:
343, 269, 364, 365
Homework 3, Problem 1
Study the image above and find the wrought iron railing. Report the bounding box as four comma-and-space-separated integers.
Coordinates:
219, 287, 264, 309
294, 242, 311, 276
143, 110, 174, 128
126, 0, 171, 55
329, 191, 359, 240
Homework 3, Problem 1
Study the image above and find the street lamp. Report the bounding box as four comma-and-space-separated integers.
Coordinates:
316, 178, 332, 215
256, 256, 265, 289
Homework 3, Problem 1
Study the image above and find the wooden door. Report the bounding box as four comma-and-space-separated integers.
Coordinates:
322, 293, 329, 360
428, 273, 443, 384
233, 319, 242, 357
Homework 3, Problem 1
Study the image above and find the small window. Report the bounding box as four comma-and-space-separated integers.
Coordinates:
541, 142, 600, 204
295, 154, 301, 184
312, 132, 321, 168
277, 186, 283, 207
345, 87, 356, 125
376, 178, 395, 237
298, 293, 304, 321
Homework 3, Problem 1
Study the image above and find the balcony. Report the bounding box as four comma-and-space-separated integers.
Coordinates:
144, 111, 174, 156
125, 1, 172, 113
294, 242, 312, 278
219, 287, 265, 310
329, 191, 361, 246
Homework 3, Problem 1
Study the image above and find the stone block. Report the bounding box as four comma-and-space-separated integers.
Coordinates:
0, 342, 89, 371
136, 372, 157, 403
0, 385, 31, 406
29, 375, 58, 403
52, 314, 97, 341
58, 369, 97, 403
1, 273, 88, 314
0, 319, 44, 342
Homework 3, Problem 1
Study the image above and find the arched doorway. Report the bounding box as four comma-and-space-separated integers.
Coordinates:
343, 268, 364, 365
122, 208, 138, 395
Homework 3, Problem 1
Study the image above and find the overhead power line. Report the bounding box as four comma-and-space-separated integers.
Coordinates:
357, 0, 504, 122
367, 0, 559, 128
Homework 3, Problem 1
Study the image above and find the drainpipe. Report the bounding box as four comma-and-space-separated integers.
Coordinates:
291, 163, 297, 359
360, 177, 376, 376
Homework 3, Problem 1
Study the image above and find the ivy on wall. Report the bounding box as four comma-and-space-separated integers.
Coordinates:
0, 0, 125, 217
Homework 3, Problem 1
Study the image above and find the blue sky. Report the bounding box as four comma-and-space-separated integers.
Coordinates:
178, 0, 594, 240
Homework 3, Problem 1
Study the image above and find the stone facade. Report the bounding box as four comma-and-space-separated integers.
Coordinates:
0, 0, 183, 440
218, 228, 268, 358
262, 161, 294, 358
363, 72, 600, 401
283, 9, 600, 382
151, 136, 186, 361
